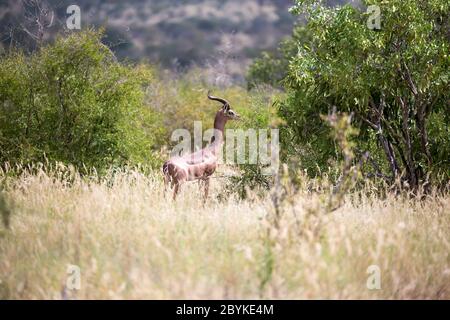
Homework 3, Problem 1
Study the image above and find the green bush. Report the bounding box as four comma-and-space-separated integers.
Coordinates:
247, 25, 311, 90
223, 88, 283, 199
277, 0, 449, 189
0, 29, 164, 172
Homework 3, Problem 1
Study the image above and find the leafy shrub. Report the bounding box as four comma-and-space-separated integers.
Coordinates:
223, 88, 284, 199
0, 29, 164, 172
277, 0, 449, 189
247, 25, 311, 90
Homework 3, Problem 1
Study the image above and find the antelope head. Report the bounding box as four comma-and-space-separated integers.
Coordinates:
207, 91, 240, 121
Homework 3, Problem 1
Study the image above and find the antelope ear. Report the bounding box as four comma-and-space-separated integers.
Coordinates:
222, 104, 230, 112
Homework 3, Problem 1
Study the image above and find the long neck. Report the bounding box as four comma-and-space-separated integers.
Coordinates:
210, 112, 227, 146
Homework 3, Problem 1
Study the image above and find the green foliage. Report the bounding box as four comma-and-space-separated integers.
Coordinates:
247, 25, 311, 90
279, 0, 449, 188
223, 89, 283, 199
0, 29, 164, 172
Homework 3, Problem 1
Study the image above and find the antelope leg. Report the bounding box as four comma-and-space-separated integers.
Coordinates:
202, 178, 210, 201
173, 183, 180, 200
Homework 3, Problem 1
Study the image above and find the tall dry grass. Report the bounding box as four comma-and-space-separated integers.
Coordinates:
0, 164, 449, 299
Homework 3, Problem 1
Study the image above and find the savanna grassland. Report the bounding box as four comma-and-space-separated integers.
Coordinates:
0, 165, 449, 299
1, 0, 449, 301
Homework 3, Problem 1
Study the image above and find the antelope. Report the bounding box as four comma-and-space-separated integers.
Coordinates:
162, 91, 240, 200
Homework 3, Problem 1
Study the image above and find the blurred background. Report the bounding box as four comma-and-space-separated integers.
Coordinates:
0, 0, 354, 82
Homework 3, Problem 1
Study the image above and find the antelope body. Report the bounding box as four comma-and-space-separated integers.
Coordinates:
163, 92, 240, 200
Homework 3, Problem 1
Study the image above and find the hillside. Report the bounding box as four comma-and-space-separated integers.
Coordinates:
0, 0, 358, 81
0, 0, 298, 80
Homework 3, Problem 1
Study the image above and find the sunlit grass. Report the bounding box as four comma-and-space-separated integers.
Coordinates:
0, 165, 449, 299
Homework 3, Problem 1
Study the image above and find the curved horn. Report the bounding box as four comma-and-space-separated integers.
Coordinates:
207, 91, 230, 106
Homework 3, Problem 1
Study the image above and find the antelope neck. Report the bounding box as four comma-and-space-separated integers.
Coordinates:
210, 111, 227, 147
